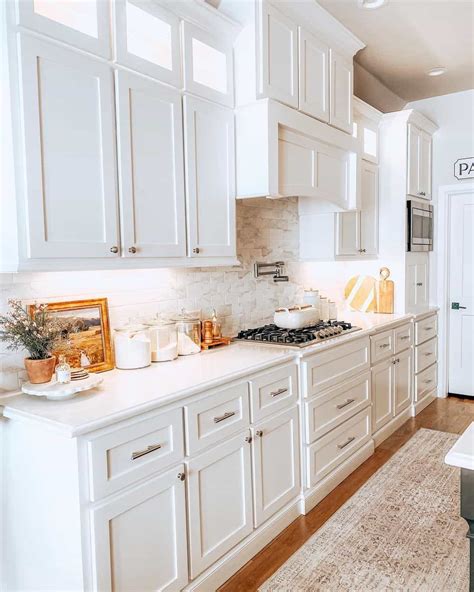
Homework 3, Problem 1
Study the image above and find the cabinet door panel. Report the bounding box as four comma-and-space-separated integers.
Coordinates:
258, 2, 298, 108
329, 49, 353, 134
419, 131, 432, 199
406, 254, 429, 310
116, 71, 186, 258
360, 161, 379, 255
407, 123, 421, 197
394, 348, 412, 415
372, 359, 394, 433
252, 407, 300, 527
19, 35, 119, 259
184, 96, 236, 258
298, 28, 329, 122
187, 433, 253, 578
337, 211, 359, 256
91, 465, 188, 592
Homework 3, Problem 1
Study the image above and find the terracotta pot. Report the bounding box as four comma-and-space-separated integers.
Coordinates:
24, 356, 56, 384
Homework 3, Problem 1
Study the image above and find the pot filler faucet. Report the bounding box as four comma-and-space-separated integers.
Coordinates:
254, 261, 289, 283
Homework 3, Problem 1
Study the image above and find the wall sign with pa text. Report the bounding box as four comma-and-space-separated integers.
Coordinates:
454, 157, 474, 180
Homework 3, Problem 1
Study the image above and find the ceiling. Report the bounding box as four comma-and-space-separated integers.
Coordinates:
317, 0, 474, 102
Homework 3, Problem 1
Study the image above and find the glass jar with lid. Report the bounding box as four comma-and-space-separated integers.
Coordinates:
328, 300, 338, 321
143, 316, 178, 362
171, 310, 201, 355
114, 323, 151, 369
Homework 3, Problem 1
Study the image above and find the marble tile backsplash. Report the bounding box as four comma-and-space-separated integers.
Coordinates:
0, 198, 303, 391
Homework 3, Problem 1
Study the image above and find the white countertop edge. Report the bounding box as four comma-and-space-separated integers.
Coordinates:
445, 422, 474, 470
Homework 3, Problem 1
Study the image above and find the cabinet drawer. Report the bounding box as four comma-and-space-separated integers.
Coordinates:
415, 363, 437, 401
249, 363, 298, 422
415, 337, 438, 374
370, 329, 394, 363
306, 407, 371, 488
304, 371, 370, 443
415, 315, 438, 345
302, 337, 370, 397
184, 383, 250, 454
86, 408, 184, 501
394, 323, 413, 353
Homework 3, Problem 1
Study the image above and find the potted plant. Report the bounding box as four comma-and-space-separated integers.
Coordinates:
0, 299, 63, 384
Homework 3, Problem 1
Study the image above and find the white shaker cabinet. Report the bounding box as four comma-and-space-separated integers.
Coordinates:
372, 358, 394, 433
407, 123, 432, 200
406, 252, 429, 311
18, 34, 120, 259
183, 95, 236, 258
186, 432, 253, 578
91, 465, 188, 592
252, 407, 300, 527
115, 70, 186, 258
298, 27, 329, 122
329, 49, 353, 134
394, 348, 412, 415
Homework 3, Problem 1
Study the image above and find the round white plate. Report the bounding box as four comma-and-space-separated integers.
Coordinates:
21, 374, 103, 401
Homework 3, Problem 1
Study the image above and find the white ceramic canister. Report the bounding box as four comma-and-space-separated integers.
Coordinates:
303, 289, 320, 310
328, 300, 338, 321
319, 297, 329, 322
114, 324, 152, 369
143, 317, 178, 362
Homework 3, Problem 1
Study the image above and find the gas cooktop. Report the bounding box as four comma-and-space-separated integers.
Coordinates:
235, 321, 360, 348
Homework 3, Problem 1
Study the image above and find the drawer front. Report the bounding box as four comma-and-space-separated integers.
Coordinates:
304, 371, 371, 443
415, 337, 438, 374
415, 363, 437, 401
370, 329, 394, 363
415, 315, 438, 345
185, 383, 250, 454
394, 323, 413, 354
86, 408, 184, 501
249, 363, 298, 422
303, 337, 370, 397
306, 407, 371, 488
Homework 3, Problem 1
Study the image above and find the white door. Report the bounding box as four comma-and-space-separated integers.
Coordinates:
407, 123, 421, 198
114, 0, 181, 87
372, 358, 394, 432
329, 49, 353, 134
258, 2, 298, 108
183, 95, 236, 258
18, 34, 119, 259
336, 211, 359, 256
91, 465, 188, 592
359, 161, 379, 255
186, 432, 253, 578
419, 131, 432, 199
17, 0, 110, 57
252, 407, 300, 527
394, 348, 412, 415
406, 253, 429, 311
298, 27, 329, 122
448, 191, 474, 396
116, 70, 186, 258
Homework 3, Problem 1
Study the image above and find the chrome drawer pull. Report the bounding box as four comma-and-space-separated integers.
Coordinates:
214, 411, 236, 424
337, 436, 355, 450
424, 352, 433, 357
424, 379, 433, 384
270, 387, 288, 398
400, 336, 410, 340
424, 326, 433, 330
336, 398, 355, 410
379, 343, 390, 349
131, 444, 162, 461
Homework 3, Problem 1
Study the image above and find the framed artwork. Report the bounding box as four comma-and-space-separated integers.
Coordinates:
29, 298, 114, 373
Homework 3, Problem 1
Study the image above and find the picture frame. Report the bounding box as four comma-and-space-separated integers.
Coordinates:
28, 298, 114, 373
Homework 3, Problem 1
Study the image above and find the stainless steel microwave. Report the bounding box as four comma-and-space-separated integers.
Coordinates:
407, 200, 433, 252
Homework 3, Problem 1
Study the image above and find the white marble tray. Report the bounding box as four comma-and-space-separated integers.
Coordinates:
21, 374, 103, 401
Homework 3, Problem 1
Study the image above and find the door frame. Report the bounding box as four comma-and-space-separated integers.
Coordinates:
436, 183, 474, 397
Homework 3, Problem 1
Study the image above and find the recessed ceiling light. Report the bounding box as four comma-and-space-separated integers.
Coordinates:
357, 0, 387, 9
427, 67, 447, 77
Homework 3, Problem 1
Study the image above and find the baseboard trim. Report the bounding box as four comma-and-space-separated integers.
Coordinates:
373, 407, 412, 447
184, 498, 301, 591
300, 440, 375, 515
411, 391, 436, 416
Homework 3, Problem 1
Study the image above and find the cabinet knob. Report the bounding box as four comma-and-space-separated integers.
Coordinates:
128, 246, 137, 254
110, 246, 119, 254
416, 282, 423, 286
192, 247, 200, 254
177, 472, 185, 481
245, 436, 252, 444
256, 430, 263, 437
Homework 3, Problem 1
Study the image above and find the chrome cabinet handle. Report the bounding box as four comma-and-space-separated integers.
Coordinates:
128, 246, 137, 254
193, 248, 200, 254
424, 326, 433, 330
336, 398, 355, 410
416, 282, 423, 286
392, 358, 400, 365
270, 387, 288, 398
131, 444, 162, 460
110, 246, 119, 254
214, 411, 236, 424
379, 343, 390, 349
245, 435, 252, 444
400, 336, 410, 340
424, 352, 433, 357
424, 379, 433, 384
177, 472, 185, 481
358, 248, 366, 253
337, 436, 355, 450
256, 430, 263, 437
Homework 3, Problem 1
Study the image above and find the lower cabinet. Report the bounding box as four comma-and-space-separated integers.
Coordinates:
406, 253, 429, 311
394, 348, 412, 415
186, 432, 253, 578
251, 407, 300, 527
90, 464, 188, 592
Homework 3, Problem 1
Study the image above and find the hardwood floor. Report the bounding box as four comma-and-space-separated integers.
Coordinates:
219, 396, 474, 592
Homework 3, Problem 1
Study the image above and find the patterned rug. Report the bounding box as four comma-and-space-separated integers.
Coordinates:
260, 429, 469, 592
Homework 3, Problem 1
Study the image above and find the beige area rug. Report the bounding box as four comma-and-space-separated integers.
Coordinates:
260, 429, 469, 592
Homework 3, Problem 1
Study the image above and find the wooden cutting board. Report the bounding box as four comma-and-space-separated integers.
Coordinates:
375, 267, 394, 313
344, 275, 377, 312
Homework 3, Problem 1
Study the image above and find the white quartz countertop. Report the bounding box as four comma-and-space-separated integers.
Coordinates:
0, 310, 435, 437
445, 423, 474, 471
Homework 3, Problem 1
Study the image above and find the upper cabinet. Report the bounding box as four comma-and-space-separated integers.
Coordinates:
353, 97, 380, 164
16, 0, 111, 57
329, 49, 353, 134
407, 123, 432, 200
114, 0, 181, 87
298, 27, 329, 122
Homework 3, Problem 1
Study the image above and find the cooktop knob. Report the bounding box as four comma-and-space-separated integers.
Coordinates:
318, 330, 327, 338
